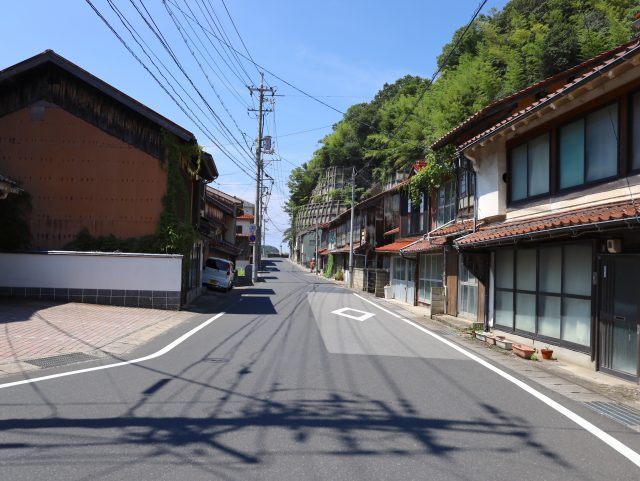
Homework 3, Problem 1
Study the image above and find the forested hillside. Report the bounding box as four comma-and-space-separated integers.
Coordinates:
286, 0, 637, 239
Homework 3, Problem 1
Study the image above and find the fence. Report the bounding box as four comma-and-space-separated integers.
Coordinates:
0, 251, 183, 310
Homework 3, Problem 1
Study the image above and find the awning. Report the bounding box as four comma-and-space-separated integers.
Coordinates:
330, 243, 362, 254
318, 248, 329, 255
400, 236, 447, 254
375, 237, 421, 253
455, 201, 640, 247
383, 227, 399, 236
429, 219, 477, 238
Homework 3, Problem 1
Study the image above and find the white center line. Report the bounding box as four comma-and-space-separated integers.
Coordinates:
354, 293, 640, 469
0, 312, 225, 390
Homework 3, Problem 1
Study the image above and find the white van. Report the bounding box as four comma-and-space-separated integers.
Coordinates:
202, 257, 234, 291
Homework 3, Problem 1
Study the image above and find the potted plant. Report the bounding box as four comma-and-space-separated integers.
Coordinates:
540, 346, 554, 360
512, 343, 536, 359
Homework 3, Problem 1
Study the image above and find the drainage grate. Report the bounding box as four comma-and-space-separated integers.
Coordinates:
583, 401, 640, 427
24, 352, 99, 369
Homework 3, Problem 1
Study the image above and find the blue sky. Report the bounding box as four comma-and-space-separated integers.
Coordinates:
0, 0, 508, 249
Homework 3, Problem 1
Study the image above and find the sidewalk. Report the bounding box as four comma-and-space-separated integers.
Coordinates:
0, 298, 196, 376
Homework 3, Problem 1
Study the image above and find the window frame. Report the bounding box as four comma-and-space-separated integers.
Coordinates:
557, 101, 620, 193
436, 179, 456, 227
458, 255, 478, 320
629, 91, 640, 175
418, 253, 443, 304
507, 132, 550, 204
506, 96, 629, 207
493, 241, 594, 353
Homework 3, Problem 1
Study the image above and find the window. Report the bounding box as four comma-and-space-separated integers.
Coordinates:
384, 194, 400, 232
236, 225, 243, 234
406, 193, 428, 235
458, 256, 478, 319
494, 243, 592, 349
419, 254, 443, 303
509, 133, 549, 201
631, 93, 640, 171
437, 180, 456, 226
457, 160, 475, 211
559, 103, 618, 189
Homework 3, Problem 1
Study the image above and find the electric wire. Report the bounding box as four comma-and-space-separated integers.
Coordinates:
117, 0, 256, 172
84, 0, 255, 179
200, 0, 255, 85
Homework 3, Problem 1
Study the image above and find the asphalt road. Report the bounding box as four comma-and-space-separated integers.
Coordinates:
0, 259, 639, 480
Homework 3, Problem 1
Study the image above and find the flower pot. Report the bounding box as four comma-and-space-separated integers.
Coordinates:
496, 339, 512, 350
485, 335, 497, 345
540, 348, 554, 360
512, 343, 536, 359
475, 332, 486, 341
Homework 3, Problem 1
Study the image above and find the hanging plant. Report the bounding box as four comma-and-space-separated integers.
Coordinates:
407, 159, 455, 204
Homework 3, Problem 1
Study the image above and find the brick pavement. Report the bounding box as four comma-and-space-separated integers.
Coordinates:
0, 299, 195, 375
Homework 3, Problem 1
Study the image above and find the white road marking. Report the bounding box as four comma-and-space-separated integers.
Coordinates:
354, 293, 640, 468
330, 307, 374, 322
0, 312, 226, 390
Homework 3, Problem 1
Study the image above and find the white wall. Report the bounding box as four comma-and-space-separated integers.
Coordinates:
0, 251, 182, 291
472, 139, 507, 221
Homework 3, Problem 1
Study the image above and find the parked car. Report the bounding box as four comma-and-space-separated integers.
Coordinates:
202, 257, 234, 291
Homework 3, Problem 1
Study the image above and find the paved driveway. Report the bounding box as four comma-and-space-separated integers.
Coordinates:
0, 299, 193, 375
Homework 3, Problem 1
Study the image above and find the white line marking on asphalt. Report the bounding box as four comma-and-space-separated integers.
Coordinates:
354, 294, 640, 468
331, 307, 374, 322
353, 294, 402, 318
0, 312, 226, 390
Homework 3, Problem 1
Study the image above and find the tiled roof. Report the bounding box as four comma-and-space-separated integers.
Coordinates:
456, 201, 640, 247
375, 237, 422, 253
237, 213, 254, 220
429, 219, 477, 237
330, 243, 362, 254
383, 227, 399, 236
458, 40, 640, 151
318, 248, 330, 255
400, 236, 446, 254
432, 39, 640, 150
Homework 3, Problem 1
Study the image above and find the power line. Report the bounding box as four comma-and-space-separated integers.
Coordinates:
393, 0, 489, 136
84, 0, 255, 179
220, 0, 261, 79
191, 0, 253, 86
201, 0, 255, 85
164, 0, 349, 117
161, 0, 254, 152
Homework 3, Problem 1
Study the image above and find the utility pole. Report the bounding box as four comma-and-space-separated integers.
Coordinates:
348, 166, 355, 288
315, 215, 319, 274
248, 73, 275, 283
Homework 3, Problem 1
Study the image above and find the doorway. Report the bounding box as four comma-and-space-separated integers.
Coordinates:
598, 255, 640, 381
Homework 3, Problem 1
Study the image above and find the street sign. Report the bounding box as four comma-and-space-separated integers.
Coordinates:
249, 224, 257, 234
249, 234, 256, 243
